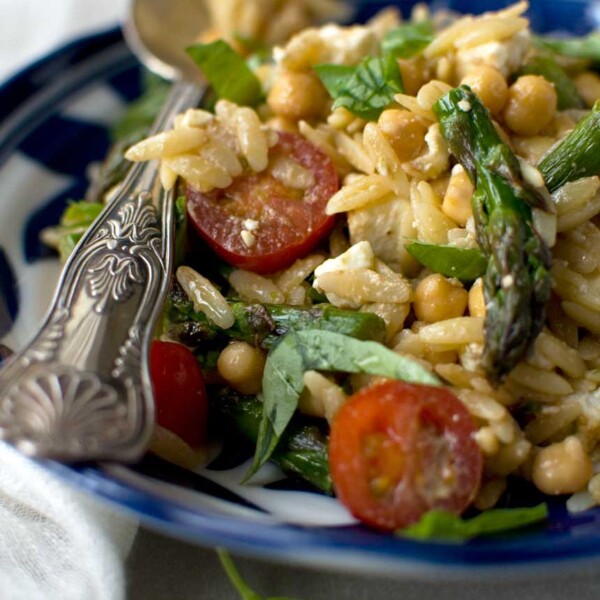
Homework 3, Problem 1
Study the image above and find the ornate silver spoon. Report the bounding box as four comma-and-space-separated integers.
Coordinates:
0, 0, 208, 461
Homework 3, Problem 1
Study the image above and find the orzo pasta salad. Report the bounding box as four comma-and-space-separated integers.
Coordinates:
46, 0, 600, 535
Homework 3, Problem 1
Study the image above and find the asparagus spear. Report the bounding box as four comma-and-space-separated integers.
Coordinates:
213, 388, 333, 494
166, 282, 387, 347
434, 86, 552, 382
537, 102, 600, 193
534, 32, 600, 62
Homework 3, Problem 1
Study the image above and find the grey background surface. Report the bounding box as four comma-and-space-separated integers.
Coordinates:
126, 524, 600, 599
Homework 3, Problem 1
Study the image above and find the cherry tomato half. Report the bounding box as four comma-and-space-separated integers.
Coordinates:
149, 340, 208, 449
187, 131, 338, 274
329, 380, 483, 531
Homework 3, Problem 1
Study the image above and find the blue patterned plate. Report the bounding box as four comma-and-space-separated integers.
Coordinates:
2, 1, 600, 578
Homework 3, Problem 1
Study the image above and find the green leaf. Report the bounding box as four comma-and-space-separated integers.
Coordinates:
187, 40, 262, 106
112, 73, 170, 142
56, 201, 104, 262
314, 53, 404, 120
233, 34, 273, 71
382, 21, 434, 58
405, 241, 488, 281
248, 330, 439, 478
534, 33, 600, 61
399, 504, 549, 542
57, 233, 81, 262
60, 201, 104, 228
314, 63, 363, 103
234, 34, 271, 56
518, 55, 585, 110
174, 195, 187, 267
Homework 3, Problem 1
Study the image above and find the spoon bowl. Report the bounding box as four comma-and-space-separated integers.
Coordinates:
124, 0, 209, 81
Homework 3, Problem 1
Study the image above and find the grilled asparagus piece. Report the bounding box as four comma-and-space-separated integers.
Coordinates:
534, 32, 600, 62
538, 102, 600, 193
166, 283, 387, 348
434, 86, 552, 381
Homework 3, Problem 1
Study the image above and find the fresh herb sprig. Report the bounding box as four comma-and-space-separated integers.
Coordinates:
249, 330, 439, 479
314, 20, 433, 121
399, 504, 549, 542
217, 549, 298, 600
406, 241, 487, 281
382, 20, 434, 58
187, 40, 263, 106
314, 54, 404, 120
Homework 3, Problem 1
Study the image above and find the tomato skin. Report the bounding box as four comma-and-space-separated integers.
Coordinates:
329, 380, 483, 531
187, 131, 338, 274
149, 341, 208, 449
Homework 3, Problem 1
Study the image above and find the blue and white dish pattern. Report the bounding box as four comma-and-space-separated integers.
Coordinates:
2, 1, 600, 577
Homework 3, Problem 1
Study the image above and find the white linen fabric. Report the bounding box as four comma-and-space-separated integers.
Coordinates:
0, 442, 137, 600
0, 0, 128, 82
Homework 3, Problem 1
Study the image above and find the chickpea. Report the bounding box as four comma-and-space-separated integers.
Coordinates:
574, 71, 600, 108
460, 66, 508, 116
532, 436, 593, 495
267, 69, 329, 121
217, 341, 266, 395
413, 273, 468, 323
502, 75, 557, 136
265, 115, 298, 133
377, 109, 428, 162
468, 278, 486, 318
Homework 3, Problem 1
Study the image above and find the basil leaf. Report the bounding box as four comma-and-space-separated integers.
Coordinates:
399, 504, 549, 542
187, 40, 262, 106
248, 330, 439, 478
312, 63, 355, 100
534, 33, 600, 62
406, 241, 487, 281
382, 21, 434, 58
314, 54, 404, 120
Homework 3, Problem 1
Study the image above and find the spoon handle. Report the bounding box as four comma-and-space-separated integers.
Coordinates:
0, 80, 204, 462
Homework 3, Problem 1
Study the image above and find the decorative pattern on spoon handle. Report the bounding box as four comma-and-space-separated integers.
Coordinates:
0, 81, 204, 462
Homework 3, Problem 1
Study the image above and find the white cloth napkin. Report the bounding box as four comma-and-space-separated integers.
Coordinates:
0, 0, 128, 82
0, 442, 137, 600
0, 2, 136, 599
